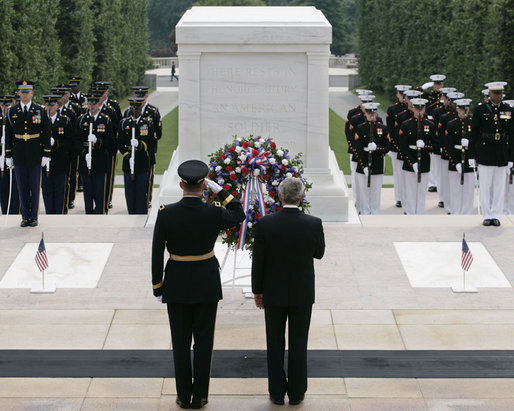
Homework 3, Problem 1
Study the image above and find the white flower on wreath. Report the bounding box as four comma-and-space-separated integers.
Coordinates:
235, 146, 242, 153
239, 154, 247, 162
276, 149, 284, 157
282, 159, 289, 166
215, 165, 222, 172
247, 222, 253, 228
224, 158, 231, 165
253, 169, 260, 176
254, 142, 261, 148
217, 178, 224, 184
235, 166, 241, 173
286, 172, 292, 178
236, 137, 242, 141
293, 166, 299, 172
272, 180, 279, 186
269, 158, 276, 165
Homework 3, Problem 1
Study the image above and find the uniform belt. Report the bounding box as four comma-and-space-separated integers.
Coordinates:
15, 133, 40, 141
169, 250, 214, 262
408, 145, 420, 150
482, 132, 505, 141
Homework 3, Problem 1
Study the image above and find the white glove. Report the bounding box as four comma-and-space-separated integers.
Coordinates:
412, 162, 419, 174
468, 159, 476, 168
461, 138, 469, 148
129, 156, 135, 170
456, 163, 462, 174
88, 134, 97, 143
50, 137, 55, 146
6, 157, 13, 168
363, 167, 369, 176
416, 139, 425, 149
367, 142, 377, 152
1, 135, 4, 144
85, 153, 92, 168
130, 138, 139, 147
509, 162, 514, 169
41, 157, 50, 168
205, 177, 222, 193
156, 295, 162, 302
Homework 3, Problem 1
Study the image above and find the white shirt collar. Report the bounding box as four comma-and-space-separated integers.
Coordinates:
283, 205, 299, 209
22, 101, 32, 111
50, 113, 57, 123
89, 110, 100, 121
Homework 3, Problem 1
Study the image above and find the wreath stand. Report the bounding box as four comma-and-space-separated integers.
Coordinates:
219, 247, 253, 299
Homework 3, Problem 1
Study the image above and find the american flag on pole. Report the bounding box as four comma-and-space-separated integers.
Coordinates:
35, 236, 49, 272
461, 237, 473, 272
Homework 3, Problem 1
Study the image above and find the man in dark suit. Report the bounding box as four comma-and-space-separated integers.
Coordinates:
251, 177, 325, 406
152, 160, 245, 409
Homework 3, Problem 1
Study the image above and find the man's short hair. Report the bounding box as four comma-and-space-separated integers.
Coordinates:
278, 177, 304, 205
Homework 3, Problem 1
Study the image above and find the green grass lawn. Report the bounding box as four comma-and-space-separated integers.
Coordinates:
116, 105, 393, 177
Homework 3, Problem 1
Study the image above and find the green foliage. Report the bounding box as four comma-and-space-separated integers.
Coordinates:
194, 0, 266, 4
148, 0, 195, 51
357, 0, 514, 105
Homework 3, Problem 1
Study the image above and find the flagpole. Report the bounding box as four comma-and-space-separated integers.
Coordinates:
452, 232, 477, 293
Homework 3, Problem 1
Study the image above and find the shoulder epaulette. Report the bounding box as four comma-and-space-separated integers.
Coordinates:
159, 204, 165, 211
214, 201, 221, 207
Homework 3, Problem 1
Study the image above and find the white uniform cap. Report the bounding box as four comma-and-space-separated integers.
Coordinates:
485, 81, 508, 92
363, 102, 380, 112
430, 74, 446, 82
404, 89, 422, 98
503, 100, 514, 108
441, 87, 457, 95
410, 98, 429, 108
395, 84, 412, 91
359, 94, 376, 102
481, 89, 490, 96
356, 89, 373, 95
447, 92, 465, 101
454, 98, 472, 108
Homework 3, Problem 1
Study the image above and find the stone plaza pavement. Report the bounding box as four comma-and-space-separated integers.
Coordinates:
2, 186, 514, 410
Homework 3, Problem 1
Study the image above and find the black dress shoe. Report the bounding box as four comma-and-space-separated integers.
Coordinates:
438, 201, 444, 208
175, 397, 191, 409
491, 218, 501, 227
269, 396, 284, 405
483, 219, 491, 226
69, 201, 75, 209
29, 219, 38, 227
191, 397, 208, 409
395, 201, 402, 208
289, 395, 305, 406
20, 219, 28, 227
428, 186, 437, 192
108, 201, 113, 209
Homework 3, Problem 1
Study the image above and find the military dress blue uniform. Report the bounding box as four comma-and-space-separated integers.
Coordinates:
5, 81, 51, 226
0, 96, 20, 215
77, 98, 114, 214
118, 98, 155, 214
41, 95, 76, 214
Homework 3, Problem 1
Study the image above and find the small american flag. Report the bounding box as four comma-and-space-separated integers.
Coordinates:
461, 238, 473, 272
35, 236, 49, 272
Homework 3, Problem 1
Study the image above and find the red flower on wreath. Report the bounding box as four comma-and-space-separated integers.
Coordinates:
229, 147, 235, 153
229, 174, 237, 181
226, 165, 233, 172
242, 141, 250, 149
223, 184, 231, 191
241, 166, 249, 174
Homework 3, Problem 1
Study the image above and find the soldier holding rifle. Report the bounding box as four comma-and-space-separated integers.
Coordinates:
352, 102, 389, 215
398, 98, 435, 215
77, 92, 113, 214
5, 80, 51, 227
445, 99, 476, 215
0, 95, 20, 215
118, 97, 154, 214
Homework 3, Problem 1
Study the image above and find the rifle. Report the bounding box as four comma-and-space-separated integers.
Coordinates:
87, 120, 93, 175
460, 119, 467, 185
510, 167, 513, 185
1, 115, 5, 177
416, 117, 422, 183
367, 121, 374, 188
130, 124, 135, 181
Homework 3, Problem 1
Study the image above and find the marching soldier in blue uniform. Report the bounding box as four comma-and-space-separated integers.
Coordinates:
77, 92, 114, 214
152, 160, 245, 409
5, 81, 51, 227
68, 77, 88, 194
0, 95, 20, 215
472, 82, 514, 226
94, 82, 121, 211
352, 102, 389, 214
118, 97, 155, 214
444, 99, 476, 215
398, 98, 436, 215
41, 95, 76, 214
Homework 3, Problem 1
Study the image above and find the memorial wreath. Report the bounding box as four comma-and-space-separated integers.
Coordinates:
206, 135, 311, 252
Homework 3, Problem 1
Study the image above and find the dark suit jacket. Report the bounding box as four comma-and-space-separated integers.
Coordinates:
251, 207, 325, 307
152, 190, 245, 304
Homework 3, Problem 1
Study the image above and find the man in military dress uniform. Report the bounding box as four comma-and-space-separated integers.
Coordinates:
118, 98, 155, 214
68, 77, 88, 195
5, 81, 51, 226
398, 98, 436, 215
152, 160, 245, 409
444, 99, 476, 215
472, 82, 514, 226
69, 76, 88, 113
0, 95, 20, 215
41, 95, 76, 214
386, 85, 411, 207
77, 93, 114, 214
352, 102, 389, 214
